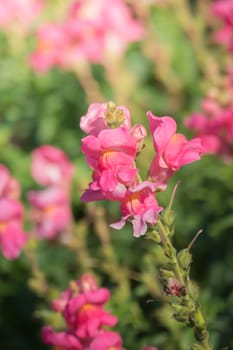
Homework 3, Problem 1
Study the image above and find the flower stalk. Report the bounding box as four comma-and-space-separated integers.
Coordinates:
148, 211, 213, 350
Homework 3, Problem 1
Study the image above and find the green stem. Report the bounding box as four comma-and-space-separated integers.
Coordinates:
155, 220, 213, 350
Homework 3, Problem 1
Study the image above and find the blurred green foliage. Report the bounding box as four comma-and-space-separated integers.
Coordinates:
0, 1, 232, 350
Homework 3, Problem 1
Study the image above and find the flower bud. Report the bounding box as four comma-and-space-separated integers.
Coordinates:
160, 208, 176, 231
159, 268, 175, 282
177, 248, 192, 271
146, 230, 161, 243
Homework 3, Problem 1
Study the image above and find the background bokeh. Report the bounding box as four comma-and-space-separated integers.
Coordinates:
0, 1, 232, 349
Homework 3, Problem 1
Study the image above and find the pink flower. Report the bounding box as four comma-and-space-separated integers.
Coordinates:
42, 274, 122, 349
148, 112, 203, 187
89, 330, 125, 350
69, 0, 143, 57
111, 181, 163, 237
212, 0, 233, 52
52, 276, 117, 339
0, 164, 20, 199
80, 102, 131, 136
0, 0, 42, 32
29, 24, 68, 73
31, 145, 74, 187
42, 326, 81, 350
30, 0, 143, 73
184, 89, 233, 161
0, 198, 27, 259
81, 128, 138, 201
27, 187, 72, 239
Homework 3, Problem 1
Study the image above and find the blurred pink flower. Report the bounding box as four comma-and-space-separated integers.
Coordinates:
29, 24, 68, 73
0, 0, 42, 31
69, 0, 143, 57
0, 164, 20, 199
0, 198, 27, 259
89, 330, 125, 350
31, 145, 74, 187
81, 128, 138, 201
27, 187, 72, 239
185, 90, 233, 161
30, 0, 143, 72
42, 274, 122, 349
80, 103, 131, 136
212, 0, 233, 52
42, 327, 82, 350
148, 112, 203, 187
111, 181, 163, 237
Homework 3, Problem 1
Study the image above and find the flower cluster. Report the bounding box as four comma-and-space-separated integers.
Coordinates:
81, 102, 203, 237
27, 145, 74, 239
211, 0, 233, 53
30, 0, 143, 72
184, 71, 233, 161
0, 164, 27, 259
42, 274, 125, 350
0, 0, 42, 32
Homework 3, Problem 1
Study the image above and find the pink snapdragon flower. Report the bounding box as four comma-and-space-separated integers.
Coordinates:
52, 275, 117, 339
111, 182, 162, 237
42, 274, 122, 350
0, 164, 20, 199
30, 0, 143, 72
29, 24, 68, 73
81, 128, 138, 201
0, 0, 42, 32
27, 187, 72, 239
0, 198, 27, 259
31, 145, 74, 187
69, 0, 143, 57
148, 112, 203, 187
185, 88, 233, 161
42, 327, 82, 350
89, 330, 125, 350
212, 0, 233, 52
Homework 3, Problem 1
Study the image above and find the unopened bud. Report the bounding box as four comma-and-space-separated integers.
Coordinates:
105, 102, 125, 128
146, 230, 161, 243
177, 248, 192, 271
192, 309, 206, 329
159, 268, 175, 282
160, 208, 176, 230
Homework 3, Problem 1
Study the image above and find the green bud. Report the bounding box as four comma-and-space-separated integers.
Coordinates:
193, 309, 206, 329
159, 268, 175, 282
173, 311, 189, 324
146, 230, 161, 243
177, 248, 192, 271
160, 208, 176, 229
